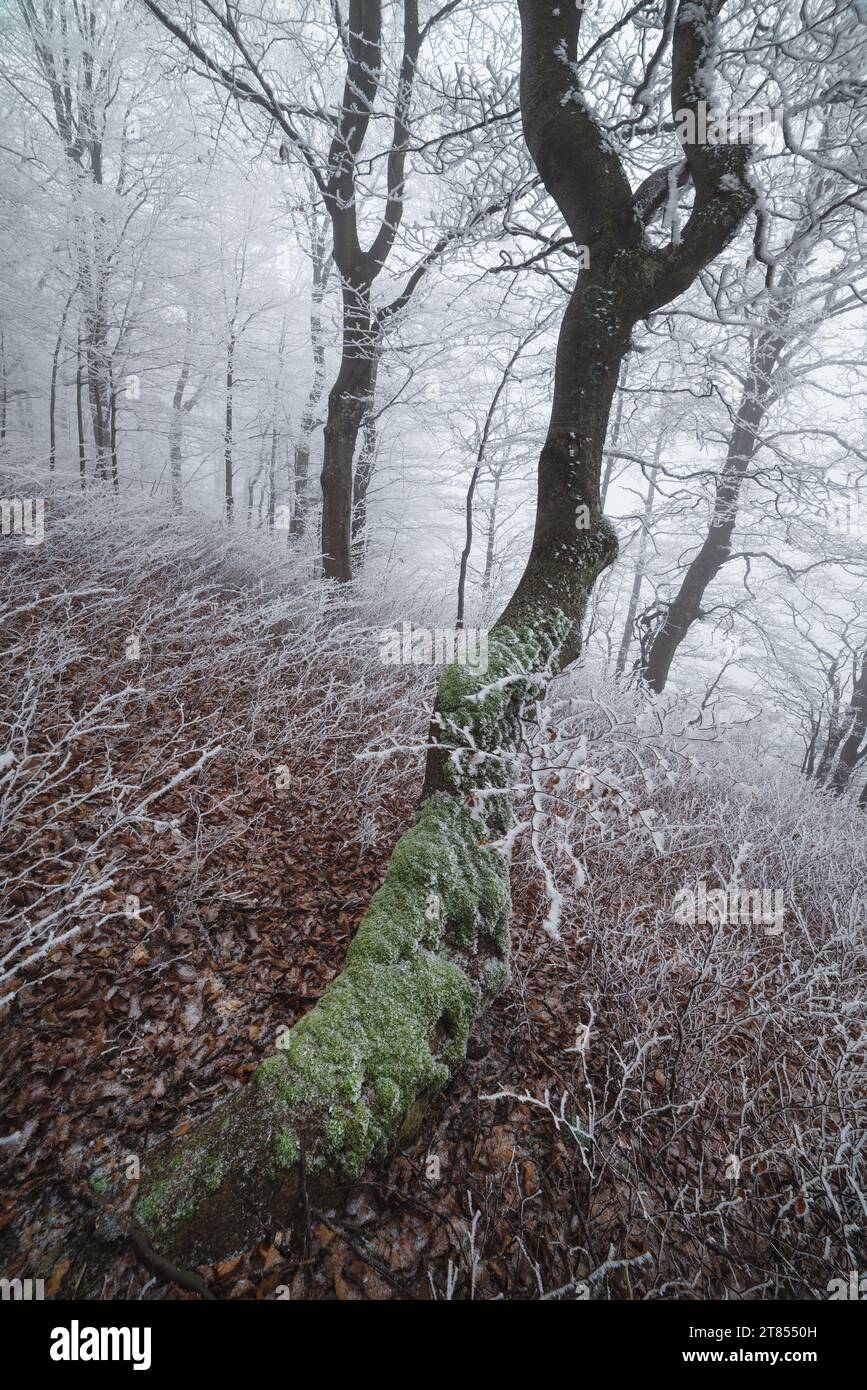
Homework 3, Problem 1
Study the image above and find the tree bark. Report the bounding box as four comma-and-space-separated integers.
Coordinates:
291, 221, 329, 538
321, 284, 375, 579
482, 469, 502, 593
350, 388, 377, 571
616, 453, 658, 676
75, 323, 87, 487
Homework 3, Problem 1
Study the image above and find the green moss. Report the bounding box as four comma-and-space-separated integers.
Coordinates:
247, 793, 512, 1182
135, 1135, 229, 1239
89, 1170, 113, 1196
433, 619, 570, 829
136, 1180, 172, 1235
35, 1247, 66, 1281
203, 1155, 226, 1192
272, 1128, 300, 1171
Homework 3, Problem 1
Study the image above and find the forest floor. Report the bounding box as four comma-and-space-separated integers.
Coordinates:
1, 742, 602, 1302
1, 492, 602, 1301
2, 486, 865, 1300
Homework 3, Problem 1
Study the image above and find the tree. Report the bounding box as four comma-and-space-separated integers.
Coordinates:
637, 34, 867, 692
11, 0, 131, 483
141, 0, 528, 579
615, 443, 660, 677
289, 201, 330, 538
805, 637, 867, 796
128, 0, 761, 1265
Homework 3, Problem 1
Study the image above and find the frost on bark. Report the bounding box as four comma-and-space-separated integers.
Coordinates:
133, 0, 755, 1264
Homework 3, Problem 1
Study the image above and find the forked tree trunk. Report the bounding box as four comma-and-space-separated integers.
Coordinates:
821, 655, 867, 794
132, 0, 755, 1266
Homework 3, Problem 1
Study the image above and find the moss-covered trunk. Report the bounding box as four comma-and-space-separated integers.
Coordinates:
134, 624, 565, 1264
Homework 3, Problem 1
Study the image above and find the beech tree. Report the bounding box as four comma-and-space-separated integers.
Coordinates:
631, 3, 867, 693
641, 197, 867, 691
802, 634, 867, 796
141, 0, 523, 580
127, 0, 764, 1264
8, 0, 143, 483
289, 199, 331, 537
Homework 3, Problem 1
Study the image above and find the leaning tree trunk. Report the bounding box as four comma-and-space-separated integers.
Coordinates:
641, 325, 782, 693
132, 0, 755, 1267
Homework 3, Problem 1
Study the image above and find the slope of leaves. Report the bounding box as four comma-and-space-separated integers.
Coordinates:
1, 480, 864, 1299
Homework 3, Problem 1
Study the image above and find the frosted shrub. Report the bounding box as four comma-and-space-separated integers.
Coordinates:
486, 666, 867, 1297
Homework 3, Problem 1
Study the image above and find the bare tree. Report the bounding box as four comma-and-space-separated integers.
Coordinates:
641, 98, 867, 692
142, 0, 525, 577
